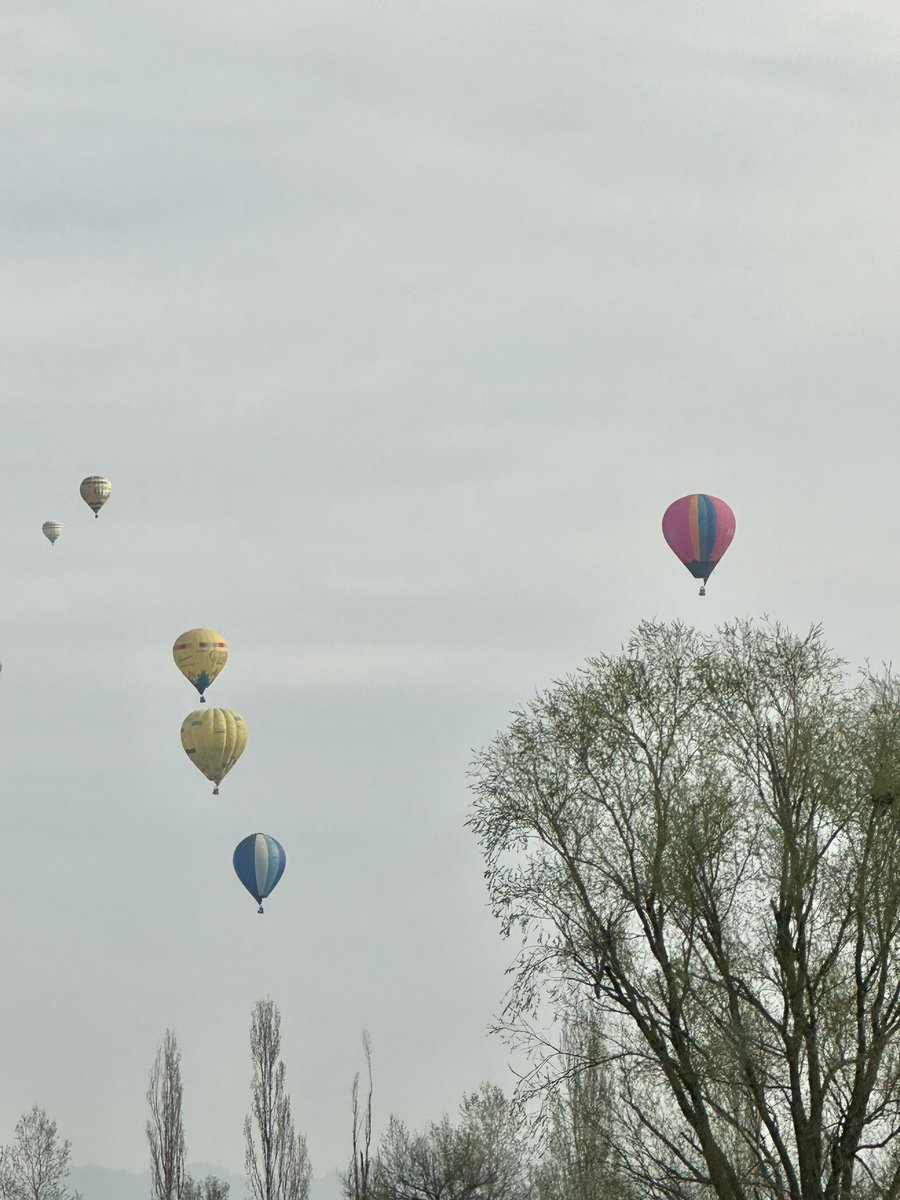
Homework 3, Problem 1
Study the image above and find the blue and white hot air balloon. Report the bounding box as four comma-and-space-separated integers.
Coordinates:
233, 833, 286, 914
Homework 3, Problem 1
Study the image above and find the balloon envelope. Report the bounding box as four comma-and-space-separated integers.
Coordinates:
42, 521, 62, 545
80, 476, 111, 517
181, 707, 247, 793
172, 629, 228, 700
662, 494, 735, 586
233, 833, 286, 913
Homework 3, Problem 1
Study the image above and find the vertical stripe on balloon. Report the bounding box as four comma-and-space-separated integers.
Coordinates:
688, 494, 700, 560
697, 494, 714, 562
254, 835, 270, 898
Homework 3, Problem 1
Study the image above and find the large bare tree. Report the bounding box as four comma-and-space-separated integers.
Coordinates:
345, 1032, 374, 1200
0, 1107, 78, 1200
469, 620, 900, 1200
147, 1029, 186, 1200
244, 998, 311, 1200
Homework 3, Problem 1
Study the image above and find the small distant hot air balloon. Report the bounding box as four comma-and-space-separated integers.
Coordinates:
172, 629, 228, 701
181, 707, 247, 794
42, 521, 62, 546
80, 476, 112, 518
662, 494, 735, 596
233, 833, 286, 914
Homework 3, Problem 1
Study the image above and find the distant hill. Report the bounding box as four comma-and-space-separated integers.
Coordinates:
69, 1164, 343, 1200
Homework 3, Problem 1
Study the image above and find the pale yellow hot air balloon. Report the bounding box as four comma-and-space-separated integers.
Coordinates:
80, 475, 112, 518
181, 708, 247, 794
42, 521, 62, 546
172, 629, 228, 701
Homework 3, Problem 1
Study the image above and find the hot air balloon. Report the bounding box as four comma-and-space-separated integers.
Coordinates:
662, 494, 735, 596
80, 475, 112, 518
181, 707, 247, 794
233, 833, 286, 914
42, 521, 62, 546
172, 629, 228, 701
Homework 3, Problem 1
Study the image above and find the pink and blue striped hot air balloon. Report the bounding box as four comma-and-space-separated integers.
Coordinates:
233, 833, 286, 915
662, 494, 735, 596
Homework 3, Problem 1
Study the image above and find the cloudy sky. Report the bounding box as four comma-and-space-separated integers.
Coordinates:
3, 0, 900, 1180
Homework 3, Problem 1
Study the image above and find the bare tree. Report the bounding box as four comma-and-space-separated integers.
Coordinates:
0, 1106, 79, 1200
147, 1029, 186, 1200
469, 620, 900, 1199
531, 1011, 636, 1200
244, 998, 311, 1200
184, 1177, 229, 1200
369, 1083, 527, 1200
346, 1031, 374, 1200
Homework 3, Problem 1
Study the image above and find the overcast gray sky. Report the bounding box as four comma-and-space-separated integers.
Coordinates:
3, 0, 900, 1179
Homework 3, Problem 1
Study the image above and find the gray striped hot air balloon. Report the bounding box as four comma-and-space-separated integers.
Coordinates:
42, 521, 62, 546
80, 475, 112, 518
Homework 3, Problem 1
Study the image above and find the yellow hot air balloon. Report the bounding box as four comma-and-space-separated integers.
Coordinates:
172, 628, 228, 701
42, 521, 63, 545
80, 475, 112, 517
181, 707, 247, 794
